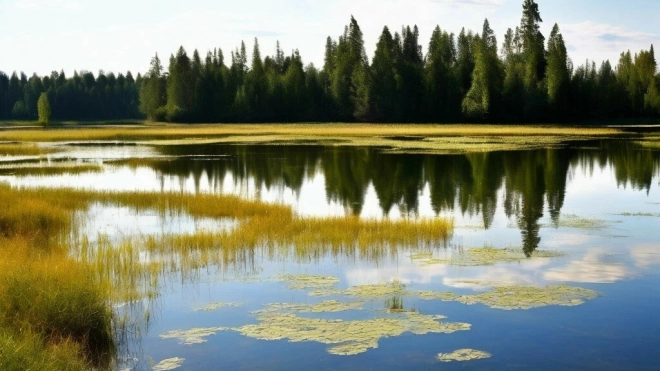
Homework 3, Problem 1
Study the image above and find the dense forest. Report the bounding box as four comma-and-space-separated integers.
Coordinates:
1, 0, 659, 123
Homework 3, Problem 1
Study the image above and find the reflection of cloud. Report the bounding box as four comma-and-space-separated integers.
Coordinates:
543, 233, 592, 248
544, 249, 628, 283
345, 263, 449, 286
443, 266, 540, 291
631, 245, 660, 268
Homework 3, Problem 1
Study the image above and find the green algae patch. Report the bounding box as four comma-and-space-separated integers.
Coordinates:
344, 280, 407, 298
455, 285, 599, 310
308, 280, 408, 298
417, 291, 458, 301
160, 327, 228, 345
555, 214, 610, 230
194, 302, 243, 312
280, 274, 341, 290
263, 300, 364, 313
618, 212, 660, 217
415, 247, 564, 266
233, 311, 470, 356
438, 349, 492, 362
152, 357, 185, 370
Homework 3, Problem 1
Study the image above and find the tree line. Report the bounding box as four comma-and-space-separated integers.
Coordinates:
2, 0, 659, 123
0, 69, 141, 121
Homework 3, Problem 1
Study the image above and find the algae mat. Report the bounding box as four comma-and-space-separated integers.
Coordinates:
234, 311, 470, 355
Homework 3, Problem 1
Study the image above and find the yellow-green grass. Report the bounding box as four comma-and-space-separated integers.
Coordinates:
0, 329, 91, 371
0, 143, 59, 157
0, 124, 627, 154
0, 164, 103, 176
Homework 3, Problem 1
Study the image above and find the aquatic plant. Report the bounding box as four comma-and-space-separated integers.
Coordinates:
437, 349, 492, 362
194, 302, 244, 312
414, 246, 564, 266
160, 327, 228, 345
455, 285, 600, 310
233, 311, 470, 356
554, 214, 610, 230
152, 357, 185, 370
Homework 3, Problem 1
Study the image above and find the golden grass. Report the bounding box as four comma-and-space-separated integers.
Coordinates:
0, 143, 59, 156
0, 164, 103, 176
0, 124, 627, 154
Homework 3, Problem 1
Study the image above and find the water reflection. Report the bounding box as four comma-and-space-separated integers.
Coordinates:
147, 142, 660, 255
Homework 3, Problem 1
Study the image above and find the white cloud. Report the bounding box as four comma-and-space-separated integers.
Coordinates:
562, 21, 657, 66
13, 0, 82, 10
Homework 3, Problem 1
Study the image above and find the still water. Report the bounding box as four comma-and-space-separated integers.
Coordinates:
4, 141, 660, 370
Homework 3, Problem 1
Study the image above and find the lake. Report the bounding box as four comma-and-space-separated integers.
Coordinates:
3, 139, 660, 370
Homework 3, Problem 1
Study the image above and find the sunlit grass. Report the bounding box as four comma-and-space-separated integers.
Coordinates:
0, 143, 59, 157
0, 164, 103, 176
0, 124, 626, 154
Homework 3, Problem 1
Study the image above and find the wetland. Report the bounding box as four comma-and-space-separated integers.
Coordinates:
0, 125, 659, 370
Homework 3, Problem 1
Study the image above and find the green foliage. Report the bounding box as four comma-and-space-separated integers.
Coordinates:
37, 92, 51, 125
1, 1, 658, 124
462, 19, 502, 120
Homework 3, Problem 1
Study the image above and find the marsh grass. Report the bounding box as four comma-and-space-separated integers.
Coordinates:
0, 124, 626, 154
0, 143, 59, 157
0, 164, 103, 176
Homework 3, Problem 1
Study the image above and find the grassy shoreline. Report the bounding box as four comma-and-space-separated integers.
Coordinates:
0, 123, 642, 154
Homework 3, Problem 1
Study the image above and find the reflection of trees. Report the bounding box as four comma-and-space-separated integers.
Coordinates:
149, 142, 659, 254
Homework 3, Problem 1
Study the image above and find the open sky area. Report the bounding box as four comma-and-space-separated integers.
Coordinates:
1, 0, 658, 76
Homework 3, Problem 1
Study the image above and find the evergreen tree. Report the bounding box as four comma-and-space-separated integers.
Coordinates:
139, 53, 167, 120
37, 92, 50, 125
462, 19, 502, 120
370, 26, 398, 121
546, 24, 570, 119
426, 26, 458, 121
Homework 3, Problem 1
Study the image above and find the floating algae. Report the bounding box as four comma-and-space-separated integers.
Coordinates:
555, 214, 610, 230
263, 300, 364, 313
160, 327, 228, 345
152, 357, 185, 370
416, 291, 458, 301
344, 280, 407, 298
437, 349, 492, 362
280, 274, 341, 290
194, 302, 243, 312
233, 311, 470, 356
415, 247, 563, 267
455, 285, 599, 310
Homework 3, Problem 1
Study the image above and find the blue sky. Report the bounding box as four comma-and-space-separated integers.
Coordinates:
0, 0, 658, 76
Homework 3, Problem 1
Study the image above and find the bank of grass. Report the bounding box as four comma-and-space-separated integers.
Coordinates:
0, 124, 629, 154
0, 187, 114, 369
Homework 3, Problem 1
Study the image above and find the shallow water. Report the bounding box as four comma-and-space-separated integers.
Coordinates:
3, 141, 660, 370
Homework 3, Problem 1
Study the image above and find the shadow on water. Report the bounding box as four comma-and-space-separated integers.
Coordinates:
118, 141, 660, 256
